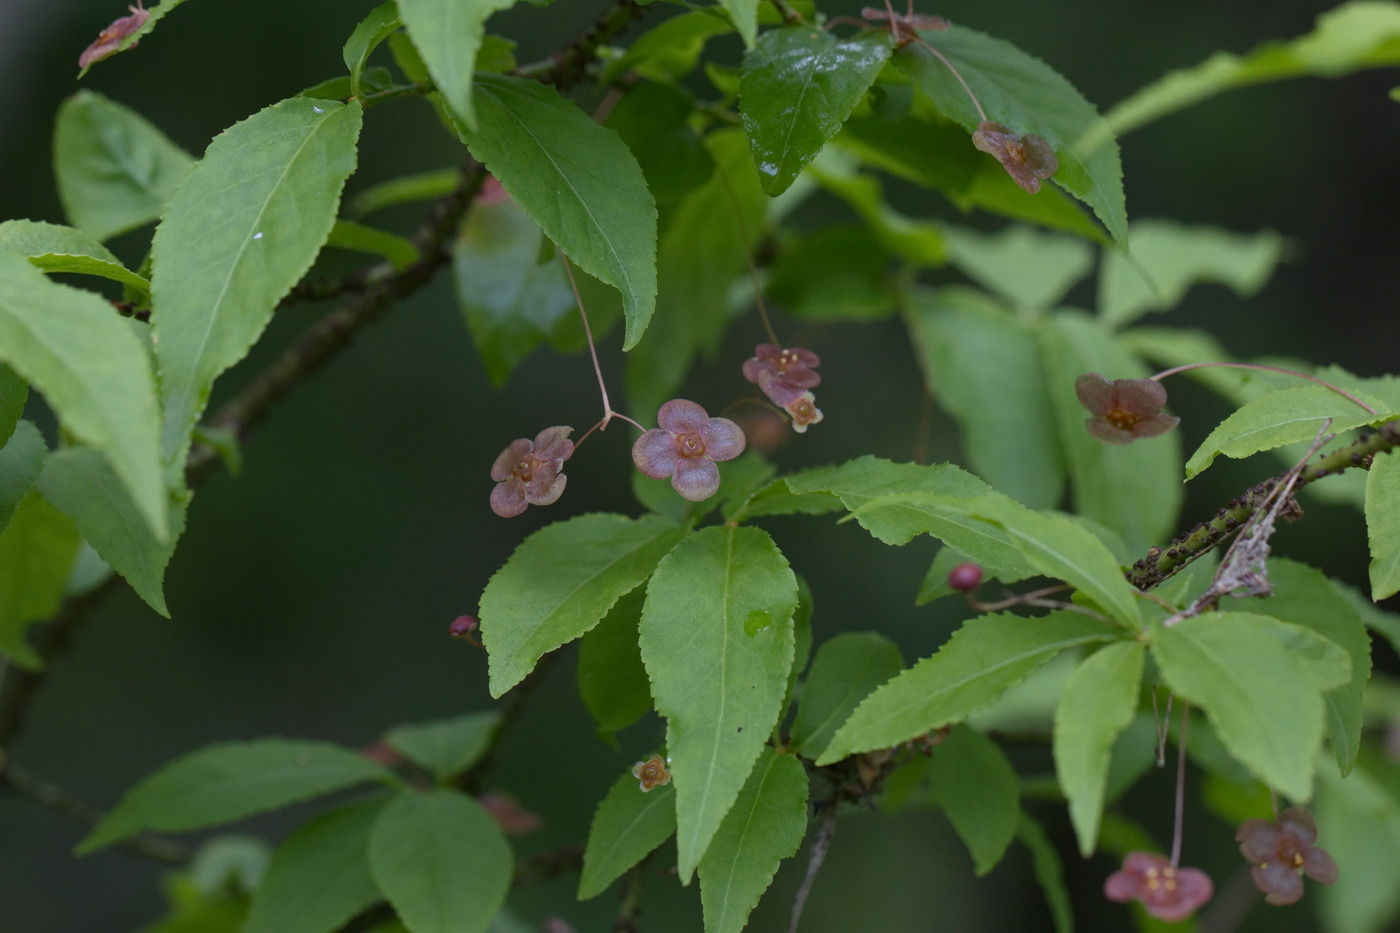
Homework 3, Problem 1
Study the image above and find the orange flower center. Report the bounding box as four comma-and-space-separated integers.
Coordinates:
1105, 407, 1140, 430
792, 400, 816, 424
512, 457, 535, 481
678, 433, 707, 459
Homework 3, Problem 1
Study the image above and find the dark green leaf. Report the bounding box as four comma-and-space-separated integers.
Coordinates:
639, 525, 798, 882
325, 219, 419, 269
0, 220, 150, 293
895, 26, 1126, 241
343, 1, 401, 100
908, 287, 1064, 508
0, 253, 167, 538
929, 725, 1019, 875
385, 712, 501, 781
397, 0, 517, 130
1053, 640, 1143, 856
79, 739, 395, 853
0, 420, 45, 534
244, 797, 388, 933
916, 545, 975, 605
1315, 763, 1400, 933
605, 82, 715, 204
298, 67, 396, 102
579, 772, 676, 899
1367, 449, 1400, 600
0, 490, 81, 668
151, 98, 363, 468
53, 91, 194, 241
601, 12, 733, 85
740, 27, 891, 195
0, 364, 25, 448
699, 749, 808, 933
368, 789, 512, 933
36, 447, 188, 617
475, 34, 518, 73
766, 225, 895, 321
816, 611, 1117, 765
459, 75, 657, 350
790, 632, 902, 756
1017, 812, 1074, 933
347, 168, 459, 219
577, 589, 652, 744
480, 513, 684, 697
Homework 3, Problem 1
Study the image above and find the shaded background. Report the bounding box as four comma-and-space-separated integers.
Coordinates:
1, 0, 1397, 930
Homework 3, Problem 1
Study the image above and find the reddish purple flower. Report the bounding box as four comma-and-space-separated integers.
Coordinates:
632, 399, 746, 501
971, 121, 1058, 194
744, 344, 821, 395
1075, 373, 1181, 445
78, 2, 149, 69
1104, 852, 1213, 922
1236, 806, 1338, 905
757, 372, 825, 434
489, 426, 574, 517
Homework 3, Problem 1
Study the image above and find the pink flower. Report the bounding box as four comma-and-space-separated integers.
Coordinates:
1075, 373, 1181, 445
1104, 852, 1213, 922
757, 373, 824, 433
489, 426, 574, 517
742, 344, 821, 395
971, 121, 1058, 194
78, 2, 149, 69
631, 399, 746, 501
1236, 806, 1338, 905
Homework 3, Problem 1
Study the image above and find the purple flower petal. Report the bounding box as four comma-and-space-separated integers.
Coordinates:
671, 458, 720, 501
1303, 847, 1338, 885
701, 417, 746, 462
490, 481, 528, 518
532, 425, 575, 462
1236, 819, 1280, 863
526, 473, 567, 507
1085, 417, 1136, 445
1278, 806, 1319, 847
1113, 377, 1169, 412
1131, 412, 1182, 439
657, 398, 709, 434
632, 429, 678, 479
1253, 861, 1304, 905
1075, 373, 1114, 414
758, 370, 806, 407
491, 438, 533, 482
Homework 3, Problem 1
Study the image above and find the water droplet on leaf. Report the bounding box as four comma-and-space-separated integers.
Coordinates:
743, 610, 772, 637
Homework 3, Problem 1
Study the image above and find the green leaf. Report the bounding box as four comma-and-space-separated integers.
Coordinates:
0, 490, 81, 668
790, 632, 902, 756
929, 725, 1019, 875
385, 711, 501, 781
1368, 450, 1400, 600
1149, 611, 1325, 801
36, 447, 188, 618
1106, 2, 1400, 137
939, 225, 1094, 310
716, 0, 759, 49
398, 0, 516, 130
601, 11, 733, 85
1098, 221, 1286, 327
0, 253, 167, 538
0, 420, 45, 534
740, 27, 891, 196
579, 772, 677, 900
806, 152, 945, 265
0, 220, 150, 294
480, 513, 684, 697
244, 797, 388, 933
766, 225, 895, 321
605, 82, 715, 205
79, 739, 395, 854
1017, 812, 1074, 933
894, 26, 1126, 242
1316, 763, 1400, 933
151, 97, 363, 468
1053, 640, 1143, 856
816, 611, 1117, 765
347, 168, 460, 218
76, 0, 190, 76
343, 1, 401, 100
699, 749, 809, 933
368, 789, 512, 933
326, 219, 419, 270
907, 287, 1064, 508
0, 364, 25, 448
53, 91, 194, 241
1042, 312, 1181, 554
639, 525, 798, 882
577, 589, 652, 744
458, 75, 657, 350
1185, 385, 1389, 480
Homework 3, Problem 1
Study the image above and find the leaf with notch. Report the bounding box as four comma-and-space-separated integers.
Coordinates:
385, 711, 501, 781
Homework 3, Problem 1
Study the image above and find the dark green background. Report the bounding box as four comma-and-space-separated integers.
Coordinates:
1, 0, 1396, 930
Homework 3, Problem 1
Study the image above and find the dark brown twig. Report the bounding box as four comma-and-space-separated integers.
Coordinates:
788, 789, 840, 933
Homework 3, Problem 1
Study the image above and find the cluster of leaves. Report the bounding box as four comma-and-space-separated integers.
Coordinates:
5, 1, 1400, 932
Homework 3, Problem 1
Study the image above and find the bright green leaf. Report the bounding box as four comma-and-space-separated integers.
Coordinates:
53, 91, 194, 241
79, 739, 395, 854
0, 220, 150, 293
346, 168, 460, 219
716, 0, 759, 49
398, 0, 516, 130
0, 420, 45, 534
36, 447, 188, 617
639, 525, 797, 882
326, 219, 419, 270
1150, 611, 1325, 801
459, 75, 657, 350
929, 725, 1019, 875
577, 589, 652, 745
1367, 449, 1400, 600
343, 1, 401, 100
740, 27, 891, 196
601, 11, 733, 85
895, 26, 1126, 242
480, 513, 684, 697
244, 797, 388, 933
1185, 385, 1389, 480
1054, 640, 1143, 856
699, 749, 808, 933
1017, 812, 1074, 933
0, 490, 81, 668
579, 772, 676, 900
385, 711, 501, 781
0, 253, 167, 538
816, 611, 1117, 765
368, 789, 512, 933
939, 225, 1093, 310
151, 97, 363, 468
790, 632, 902, 756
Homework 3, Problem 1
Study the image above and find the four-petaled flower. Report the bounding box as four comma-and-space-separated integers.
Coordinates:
1075, 372, 1181, 445
971, 121, 1059, 194
632, 754, 672, 792
79, 2, 150, 69
632, 399, 746, 501
1104, 852, 1214, 922
489, 425, 574, 518
1236, 806, 1338, 905
743, 344, 821, 394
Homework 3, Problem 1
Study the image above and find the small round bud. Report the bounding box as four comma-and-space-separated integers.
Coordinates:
449, 615, 479, 639
948, 562, 983, 592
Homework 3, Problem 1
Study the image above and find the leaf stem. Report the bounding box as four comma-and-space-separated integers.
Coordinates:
713, 159, 781, 346
910, 36, 988, 123
1151, 361, 1378, 416
560, 252, 619, 431
1170, 700, 1190, 868
788, 790, 840, 933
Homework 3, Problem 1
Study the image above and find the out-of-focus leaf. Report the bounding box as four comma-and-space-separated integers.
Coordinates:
1367, 448, 1400, 600
326, 220, 418, 270
790, 632, 903, 756
0, 420, 45, 534
807, 151, 944, 265
601, 11, 733, 85
1018, 812, 1074, 933
396, 0, 516, 129
605, 82, 715, 204
939, 225, 1093, 309
577, 589, 653, 745
385, 711, 501, 781
0, 364, 25, 448
0, 220, 150, 293
578, 772, 676, 900
767, 225, 895, 321
347, 168, 460, 218
0, 490, 81, 668
1316, 762, 1400, 933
